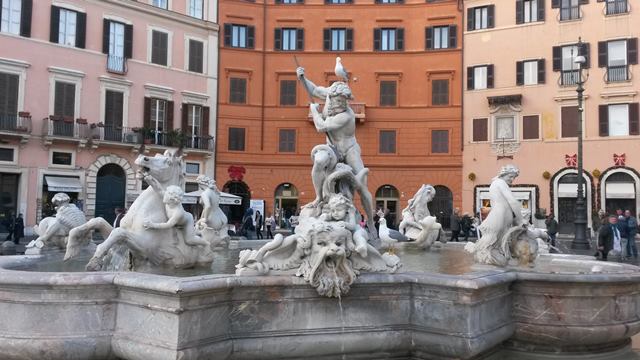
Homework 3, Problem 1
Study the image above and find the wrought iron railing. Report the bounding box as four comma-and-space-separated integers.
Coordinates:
560, 70, 580, 86
606, 65, 629, 82
139, 130, 214, 150
606, 0, 627, 15
43, 116, 89, 138
0, 112, 32, 133
184, 135, 214, 150
560, 5, 580, 21
90, 124, 141, 144
107, 55, 127, 74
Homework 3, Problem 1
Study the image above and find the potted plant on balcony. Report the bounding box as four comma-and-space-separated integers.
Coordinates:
166, 129, 186, 147
76, 118, 88, 125
133, 127, 155, 144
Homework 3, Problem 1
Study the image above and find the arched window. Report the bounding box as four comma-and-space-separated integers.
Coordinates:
431, 185, 453, 229
223, 180, 250, 225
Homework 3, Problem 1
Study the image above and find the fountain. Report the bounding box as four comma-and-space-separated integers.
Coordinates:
0, 58, 638, 360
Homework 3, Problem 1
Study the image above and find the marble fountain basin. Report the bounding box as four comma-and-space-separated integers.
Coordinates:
0, 241, 639, 360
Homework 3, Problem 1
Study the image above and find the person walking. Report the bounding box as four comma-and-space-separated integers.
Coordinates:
596, 215, 617, 261
255, 210, 264, 239
625, 210, 638, 259
449, 208, 461, 242
241, 208, 254, 238
265, 213, 275, 239
545, 213, 558, 250
13, 213, 24, 245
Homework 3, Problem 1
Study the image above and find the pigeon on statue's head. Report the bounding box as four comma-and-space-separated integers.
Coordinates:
378, 217, 409, 254
335, 57, 349, 82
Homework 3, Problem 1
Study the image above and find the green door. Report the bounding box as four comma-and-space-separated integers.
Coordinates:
95, 164, 126, 225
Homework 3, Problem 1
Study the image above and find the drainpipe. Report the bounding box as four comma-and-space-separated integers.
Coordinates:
260, 0, 267, 150
459, 0, 464, 153
214, 0, 221, 181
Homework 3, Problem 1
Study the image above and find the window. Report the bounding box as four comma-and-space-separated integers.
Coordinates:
599, 39, 637, 82
599, 103, 639, 137
467, 65, 494, 90
54, 81, 75, 118
278, 129, 296, 152
0, 72, 19, 118
224, 24, 255, 49
1, 0, 31, 37
0, 148, 14, 162
327, 0, 352, 4
431, 79, 449, 106
279, 80, 296, 106
472, 118, 488, 142
522, 115, 540, 140
374, 28, 404, 51
104, 90, 124, 136
426, 25, 456, 50
152, 0, 168, 9
151, 30, 169, 66
494, 116, 515, 141
228, 127, 245, 151
559, 0, 580, 21
188, 39, 204, 73
185, 162, 200, 175
51, 151, 73, 166
187, 104, 202, 137
561, 106, 578, 138
229, 78, 247, 104
103, 20, 132, 73
188, 0, 203, 18
376, 0, 401, 3
605, 0, 628, 15
277, 0, 301, 3
149, 98, 168, 142
553, 43, 589, 86
323, 28, 353, 51
275, 28, 303, 51
51, 8, 85, 47
467, 5, 494, 31
379, 81, 397, 106
517, 0, 544, 24
431, 130, 449, 153
517, 59, 545, 85
379, 130, 396, 153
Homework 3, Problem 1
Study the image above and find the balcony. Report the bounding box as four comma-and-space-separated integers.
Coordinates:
308, 102, 366, 123
107, 55, 127, 75
560, 6, 580, 21
137, 129, 214, 154
42, 116, 89, 147
606, 0, 627, 15
0, 112, 32, 143
559, 70, 580, 86
606, 65, 629, 82
88, 124, 141, 149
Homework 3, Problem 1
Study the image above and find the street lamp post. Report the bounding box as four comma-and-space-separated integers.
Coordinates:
572, 37, 590, 250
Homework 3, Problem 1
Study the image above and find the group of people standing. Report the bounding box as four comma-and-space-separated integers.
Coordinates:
449, 209, 480, 242
4, 213, 24, 244
596, 209, 638, 261
240, 209, 277, 239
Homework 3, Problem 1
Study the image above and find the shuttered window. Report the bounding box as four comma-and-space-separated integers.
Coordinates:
274, 28, 304, 51
278, 129, 296, 152
431, 130, 449, 153
223, 24, 255, 49
516, 0, 545, 23
0, 72, 19, 118
104, 90, 124, 128
379, 81, 397, 106
279, 80, 296, 106
472, 118, 488, 142
1, 0, 31, 37
522, 115, 539, 140
467, 5, 494, 31
431, 79, 449, 106
54, 81, 75, 118
230, 78, 247, 104
323, 28, 353, 51
151, 30, 169, 66
188, 39, 204, 73
426, 25, 456, 50
561, 106, 578, 138
379, 130, 396, 153
599, 103, 639, 137
374, 28, 404, 51
467, 65, 494, 90
50, 7, 86, 48
228, 127, 246, 151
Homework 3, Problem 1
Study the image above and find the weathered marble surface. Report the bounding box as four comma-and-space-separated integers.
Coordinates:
0, 253, 638, 360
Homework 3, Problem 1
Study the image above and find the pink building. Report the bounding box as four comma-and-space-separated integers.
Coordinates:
463, 0, 639, 234
0, 0, 219, 231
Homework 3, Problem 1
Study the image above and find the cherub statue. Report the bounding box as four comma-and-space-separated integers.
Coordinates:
195, 175, 229, 248
143, 185, 209, 248
319, 193, 368, 257
27, 193, 87, 252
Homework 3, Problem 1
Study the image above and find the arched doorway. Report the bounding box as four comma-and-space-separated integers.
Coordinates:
224, 180, 250, 227
601, 170, 638, 216
274, 183, 298, 228
375, 185, 399, 227
552, 169, 593, 234
431, 185, 453, 229
95, 164, 126, 225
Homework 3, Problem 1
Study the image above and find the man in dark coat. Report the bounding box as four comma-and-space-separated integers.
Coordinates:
597, 215, 618, 261
625, 210, 638, 258
545, 213, 558, 248
449, 208, 461, 242
13, 213, 24, 245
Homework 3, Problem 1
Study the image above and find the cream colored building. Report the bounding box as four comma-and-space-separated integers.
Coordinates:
463, 0, 638, 234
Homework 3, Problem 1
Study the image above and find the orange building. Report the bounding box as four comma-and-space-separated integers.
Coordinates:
216, 0, 462, 228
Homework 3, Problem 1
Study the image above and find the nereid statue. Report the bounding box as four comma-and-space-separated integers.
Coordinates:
464, 165, 546, 267
236, 58, 400, 297
398, 185, 444, 249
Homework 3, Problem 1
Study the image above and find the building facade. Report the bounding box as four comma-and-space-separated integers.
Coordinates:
217, 0, 462, 227
462, 0, 639, 233
0, 0, 218, 231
